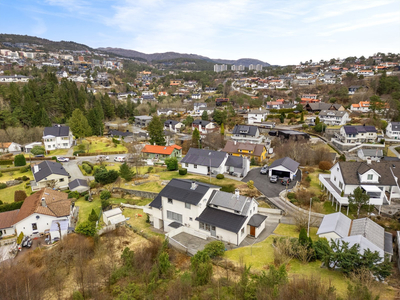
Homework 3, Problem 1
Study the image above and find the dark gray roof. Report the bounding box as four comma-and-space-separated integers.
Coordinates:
68, 179, 88, 190
109, 129, 133, 137
148, 178, 219, 208
319, 110, 347, 117
196, 207, 247, 233
209, 190, 250, 214
248, 214, 267, 227
33, 160, 70, 182
181, 148, 227, 168
384, 232, 393, 255
269, 157, 300, 173
390, 122, 400, 132
232, 125, 258, 137
43, 126, 70, 137
360, 149, 383, 157
169, 221, 183, 229
225, 155, 244, 168
192, 119, 211, 126
343, 125, 377, 134
164, 119, 180, 126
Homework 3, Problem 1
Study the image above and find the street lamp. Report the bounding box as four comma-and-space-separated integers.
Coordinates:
209, 152, 211, 183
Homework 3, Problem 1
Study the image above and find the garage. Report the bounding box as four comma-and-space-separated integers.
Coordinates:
271, 170, 290, 178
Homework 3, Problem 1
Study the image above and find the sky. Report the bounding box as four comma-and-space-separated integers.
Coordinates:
0, 0, 399, 65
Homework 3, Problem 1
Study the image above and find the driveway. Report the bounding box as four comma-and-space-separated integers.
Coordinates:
242, 168, 301, 198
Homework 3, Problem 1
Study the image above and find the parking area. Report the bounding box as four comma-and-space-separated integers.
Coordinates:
242, 168, 301, 198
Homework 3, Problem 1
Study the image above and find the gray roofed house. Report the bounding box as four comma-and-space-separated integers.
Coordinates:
31, 160, 70, 191
386, 122, 400, 139
208, 190, 252, 215
109, 129, 133, 137
196, 207, 247, 234
316, 212, 352, 239
135, 115, 153, 127
338, 125, 378, 144
43, 126, 70, 137
350, 218, 385, 250
231, 124, 263, 144
319, 110, 350, 126
43, 125, 74, 151
181, 148, 227, 168
68, 178, 89, 193
357, 148, 384, 161
268, 157, 299, 180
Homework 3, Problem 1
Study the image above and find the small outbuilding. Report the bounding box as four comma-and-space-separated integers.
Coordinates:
268, 157, 299, 180
68, 178, 90, 193
102, 208, 126, 226
49, 219, 69, 242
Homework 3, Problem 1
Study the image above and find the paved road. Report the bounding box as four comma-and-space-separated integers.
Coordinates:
242, 168, 301, 198
389, 145, 400, 158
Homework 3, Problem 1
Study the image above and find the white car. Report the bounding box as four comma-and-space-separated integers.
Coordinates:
114, 156, 126, 162
96, 155, 109, 161
57, 157, 69, 162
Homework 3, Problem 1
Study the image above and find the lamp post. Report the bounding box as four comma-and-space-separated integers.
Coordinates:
307, 197, 312, 237
209, 152, 211, 183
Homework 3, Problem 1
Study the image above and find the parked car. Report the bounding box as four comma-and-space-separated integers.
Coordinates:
57, 157, 69, 162
34, 154, 44, 157
96, 155, 109, 161
281, 177, 291, 185
114, 156, 126, 162
269, 175, 278, 183
260, 165, 269, 175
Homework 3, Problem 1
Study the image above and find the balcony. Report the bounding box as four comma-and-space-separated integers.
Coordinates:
319, 174, 348, 205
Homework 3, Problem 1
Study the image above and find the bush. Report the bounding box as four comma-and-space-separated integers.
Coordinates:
319, 161, 333, 171
94, 168, 119, 184
314, 122, 327, 132
73, 150, 85, 156
287, 192, 296, 200
88, 209, 98, 222
75, 220, 96, 237
147, 167, 154, 173
216, 174, 224, 179
19, 166, 28, 173
0, 201, 23, 213
204, 241, 225, 258
179, 168, 187, 175
68, 191, 80, 199
72, 291, 84, 300
14, 190, 27, 202
220, 184, 235, 193
82, 164, 92, 174
165, 157, 178, 171
119, 162, 134, 181
84, 194, 90, 201
82, 161, 94, 168
14, 154, 26, 166
100, 190, 111, 201
247, 180, 254, 189
0, 160, 13, 165
31, 146, 45, 156
51, 156, 57, 161
17, 232, 24, 244
112, 138, 121, 144
0, 183, 7, 189
101, 199, 110, 210
250, 157, 257, 166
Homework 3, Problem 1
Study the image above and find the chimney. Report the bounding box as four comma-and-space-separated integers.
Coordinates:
366, 157, 372, 165
191, 181, 197, 190
234, 140, 237, 145
235, 189, 240, 199
41, 197, 47, 207
33, 165, 39, 173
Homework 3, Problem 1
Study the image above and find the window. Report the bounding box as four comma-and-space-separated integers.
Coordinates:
199, 222, 205, 230
59, 178, 64, 182
32, 223, 38, 231
367, 174, 373, 180
167, 211, 182, 223
185, 203, 191, 209
241, 228, 245, 235
168, 198, 173, 204
339, 182, 343, 189
334, 176, 336, 181
185, 163, 188, 167
189, 217, 193, 221
194, 164, 197, 169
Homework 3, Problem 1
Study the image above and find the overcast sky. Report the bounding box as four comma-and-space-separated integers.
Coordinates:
1, 0, 399, 65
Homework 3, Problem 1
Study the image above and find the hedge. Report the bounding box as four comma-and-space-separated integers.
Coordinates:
0, 201, 24, 213
77, 151, 127, 156
0, 160, 13, 165
216, 174, 224, 179
1, 167, 24, 173
179, 168, 187, 175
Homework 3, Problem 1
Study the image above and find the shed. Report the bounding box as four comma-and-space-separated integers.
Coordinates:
102, 208, 126, 225
268, 157, 299, 180
68, 178, 90, 193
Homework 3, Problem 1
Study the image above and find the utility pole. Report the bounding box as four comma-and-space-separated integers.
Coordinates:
307, 197, 312, 237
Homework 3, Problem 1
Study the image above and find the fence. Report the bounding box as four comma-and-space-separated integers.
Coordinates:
0, 237, 17, 246
166, 226, 208, 240
258, 207, 283, 215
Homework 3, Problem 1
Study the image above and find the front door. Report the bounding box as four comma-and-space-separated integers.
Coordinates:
211, 226, 216, 237
250, 226, 255, 237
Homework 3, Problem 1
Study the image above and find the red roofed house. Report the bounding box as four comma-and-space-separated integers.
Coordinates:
350, 101, 370, 113
0, 210, 20, 237
141, 144, 182, 161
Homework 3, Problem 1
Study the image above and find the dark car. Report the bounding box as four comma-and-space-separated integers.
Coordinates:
269, 175, 278, 183
34, 154, 44, 158
281, 177, 291, 185
260, 165, 269, 175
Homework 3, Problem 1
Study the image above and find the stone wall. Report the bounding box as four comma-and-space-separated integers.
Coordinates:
112, 187, 158, 199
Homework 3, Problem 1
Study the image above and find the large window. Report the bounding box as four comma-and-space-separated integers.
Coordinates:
367, 174, 373, 180
167, 211, 182, 223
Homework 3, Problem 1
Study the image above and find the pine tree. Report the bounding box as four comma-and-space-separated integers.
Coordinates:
201, 110, 208, 121
119, 162, 134, 181
192, 128, 200, 148
299, 228, 308, 246
88, 101, 104, 136
68, 108, 92, 138
148, 115, 166, 146
101, 93, 115, 119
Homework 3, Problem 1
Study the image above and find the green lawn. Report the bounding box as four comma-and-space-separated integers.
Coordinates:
123, 208, 163, 237
74, 137, 127, 153
307, 169, 325, 195
75, 196, 101, 225
273, 224, 318, 240
47, 149, 69, 156
0, 182, 32, 203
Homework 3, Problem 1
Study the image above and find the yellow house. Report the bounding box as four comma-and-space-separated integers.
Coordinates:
222, 140, 267, 163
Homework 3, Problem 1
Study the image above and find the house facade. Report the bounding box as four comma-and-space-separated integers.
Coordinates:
192, 120, 218, 135
268, 157, 300, 180
223, 140, 267, 163
319, 110, 350, 126
141, 144, 182, 161
0, 142, 22, 153
143, 179, 267, 246
318, 161, 400, 213
164, 120, 184, 133
350, 101, 370, 113
247, 109, 268, 125
31, 160, 70, 191
231, 124, 264, 144
43, 125, 74, 151
386, 122, 400, 139
337, 125, 377, 144
135, 116, 153, 127
0, 210, 20, 238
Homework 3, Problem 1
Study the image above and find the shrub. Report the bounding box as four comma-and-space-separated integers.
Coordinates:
287, 192, 296, 200
51, 156, 57, 161
0, 172, 2, 177
31, 145, 45, 155
19, 166, 28, 173
101, 199, 110, 210
89, 181, 99, 189
247, 180, 254, 189
220, 184, 235, 193
0, 201, 23, 213
100, 190, 111, 201
250, 157, 257, 166
119, 162, 134, 181
88, 209, 98, 222
165, 157, 178, 171
204, 241, 225, 258
84, 194, 90, 201
14, 190, 27, 202
179, 168, 187, 175
314, 122, 327, 133
0, 200, 2, 205
216, 174, 224, 179
17, 232, 24, 244
68, 191, 80, 199
305, 175, 311, 182
22, 175, 29, 181
73, 150, 85, 156
112, 138, 121, 144
14, 154, 26, 166
72, 291, 84, 300
82, 161, 94, 168
94, 168, 119, 184
319, 161, 333, 171
82, 164, 92, 174
147, 167, 154, 173
191, 250, 213, 286
75, 220, 96, 237
0, 183, 7, 189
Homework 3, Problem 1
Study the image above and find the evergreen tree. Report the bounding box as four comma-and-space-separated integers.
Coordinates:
119, 162, 134, 181
192, 128, 200, 148
201, 110, 208, 121
101, 93, 115, 119
68, 109, 92, 138
298, 228, 308, 246
87, 101, 104, 136
148, 115, 166, 146
348, 186, 371, 218
32, 107, 51, 127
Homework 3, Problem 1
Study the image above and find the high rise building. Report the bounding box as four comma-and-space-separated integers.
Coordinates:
214, 64, 227, 72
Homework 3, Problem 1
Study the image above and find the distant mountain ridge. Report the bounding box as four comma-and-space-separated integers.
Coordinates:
98, 47, 270, 67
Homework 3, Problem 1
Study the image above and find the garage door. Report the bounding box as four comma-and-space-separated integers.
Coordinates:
271, 170, 290, 178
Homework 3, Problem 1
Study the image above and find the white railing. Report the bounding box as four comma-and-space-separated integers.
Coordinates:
319, 174, 349, 205
166, 225, 209, 240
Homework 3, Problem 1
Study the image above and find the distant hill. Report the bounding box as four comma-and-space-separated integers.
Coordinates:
0, 34, 93, 52
98, 47, 270, 67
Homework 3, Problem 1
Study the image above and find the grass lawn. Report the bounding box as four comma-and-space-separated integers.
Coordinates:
123, 208, 163, 237
273, 224, 318, 240
323, 201, 337, 214
305, 168, 325, 195
74, 137, 127, 153
75, 196, 101, 225
47, 149, 69, 156
0, 182, 32, 203
387, 146, 397, 157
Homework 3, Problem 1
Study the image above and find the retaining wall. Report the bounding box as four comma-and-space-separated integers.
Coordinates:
112, 187, 158, 199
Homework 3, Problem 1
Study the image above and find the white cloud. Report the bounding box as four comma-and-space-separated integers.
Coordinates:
32, 17, 47, 35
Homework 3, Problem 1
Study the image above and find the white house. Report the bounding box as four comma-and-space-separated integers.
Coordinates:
386, 122, 400, 139
358, 70, 374, 77
43, 125, 74, 151
13, 188, 73, 236
336, 125, 378, 144
0, 210, 20, 238
157, 108, 175, 116
31, 160, 70, 191
143, 179, 267, 246
247, 109, 268, 125
231, 124, 264, 144
164, 120, 184, 133
0, 142, 22, 153
268, 157, 300, 180
319, 110, 350, 126
318, 161, 400, 213
24, 142, 43, 153
357, 148, 384, 161
350, 101, 370, 113
103, 208, 126, 226
317, 212, 393, 260
191, 120, 218, 135
180, 148, 250, 178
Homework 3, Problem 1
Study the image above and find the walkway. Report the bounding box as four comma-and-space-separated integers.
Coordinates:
389, 145, 400, 158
